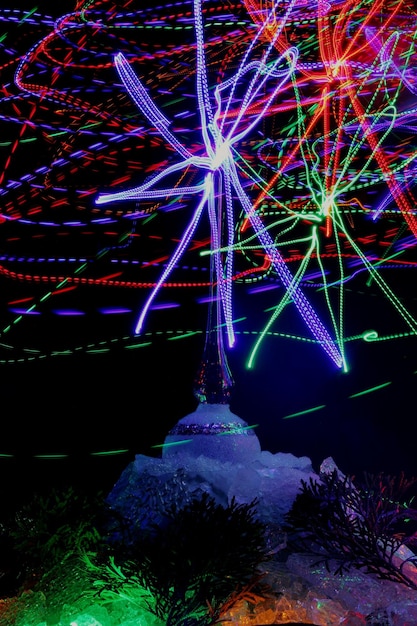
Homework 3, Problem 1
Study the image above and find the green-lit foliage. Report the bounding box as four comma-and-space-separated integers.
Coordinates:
90, 492, 272, 625
285, 469, 417, 589
82, 552, 158, 608
1, 487, 272, 625
0, 486, 105, 594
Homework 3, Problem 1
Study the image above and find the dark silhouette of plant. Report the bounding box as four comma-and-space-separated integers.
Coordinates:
89, 491, 273, 625
0, 522, 24, 598
284, 469, 417, 589
2, 486, 105, 591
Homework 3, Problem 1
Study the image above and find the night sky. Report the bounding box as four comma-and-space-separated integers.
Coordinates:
3, 294, 417, 510
1, 0, 417, 511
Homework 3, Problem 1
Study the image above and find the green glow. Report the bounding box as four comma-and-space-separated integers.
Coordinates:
125, 341, 153, 349
152, 439, 193, 449
349, 382, 392, 398
33, 454, 69, 459
119, 232, 130, 243
227, 316, 246, 325
0, 453, 14, 458
19, 6, 38, 24
168, 331, 200, 341
363, 330, 379, 342
218, 424, 258, 436
0, 136, 38, 145
85, 348, 111, 354
56, 279, 69, 290
47, 130, 68, 138
48, 121, 102, 139
90, 449, 130, 456
143, 213, 158, 224
282, 404, 326, 419
366, 249, 406, 288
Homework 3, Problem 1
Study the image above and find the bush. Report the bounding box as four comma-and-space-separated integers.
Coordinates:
284, 469, 417, 589
93, 491, 272, 625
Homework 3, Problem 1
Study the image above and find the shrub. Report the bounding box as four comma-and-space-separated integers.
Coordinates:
284, 469, 417, 589
92, 491, 272, 625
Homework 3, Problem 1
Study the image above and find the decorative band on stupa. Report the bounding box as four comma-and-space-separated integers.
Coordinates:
167, 422, 257, 436
161, 263, 262, 461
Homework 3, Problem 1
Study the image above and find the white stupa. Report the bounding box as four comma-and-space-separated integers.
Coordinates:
107, 296, 317, 527
162, 320, 261, 463
161, 401, 262, 463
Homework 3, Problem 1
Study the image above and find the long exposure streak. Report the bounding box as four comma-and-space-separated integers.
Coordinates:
0, 0, 416, 370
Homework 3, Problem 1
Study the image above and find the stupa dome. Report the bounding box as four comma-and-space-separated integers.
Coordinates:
162, 402, 261, 463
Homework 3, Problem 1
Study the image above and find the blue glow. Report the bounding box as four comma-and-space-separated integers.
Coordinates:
98, 307, 132, 315
51, 309, 85, 316
96, 0, 344, 369
8, 308, 40, 315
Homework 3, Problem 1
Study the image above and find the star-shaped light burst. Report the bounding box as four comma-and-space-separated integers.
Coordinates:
96, 0, 344, 370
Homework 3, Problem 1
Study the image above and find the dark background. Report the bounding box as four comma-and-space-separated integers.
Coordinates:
1, 0, 417, 512
2, 306, 416, 510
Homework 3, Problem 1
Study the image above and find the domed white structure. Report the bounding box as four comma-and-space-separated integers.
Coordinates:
162, 402, 261, 463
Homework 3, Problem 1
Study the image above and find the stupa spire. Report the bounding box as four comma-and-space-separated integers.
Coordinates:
163, 230, 260, 462
193, 269, 234, 404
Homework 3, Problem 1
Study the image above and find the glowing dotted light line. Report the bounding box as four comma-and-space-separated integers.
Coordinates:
0, 0, 416, 375
96, 0, 345, 368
